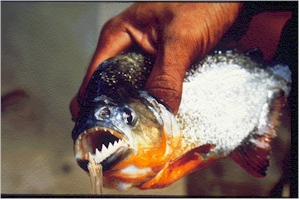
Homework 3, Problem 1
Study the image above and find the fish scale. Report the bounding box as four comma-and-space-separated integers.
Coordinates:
177, 55, 287, 156
97, 54, 153, 89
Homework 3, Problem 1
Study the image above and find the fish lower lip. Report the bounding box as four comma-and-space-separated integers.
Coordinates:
77, 146, 130, 172
74, 126, 129, 172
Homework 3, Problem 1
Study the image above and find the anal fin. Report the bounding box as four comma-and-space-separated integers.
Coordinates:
230, 92, 286, 177
230, 135, 272, 177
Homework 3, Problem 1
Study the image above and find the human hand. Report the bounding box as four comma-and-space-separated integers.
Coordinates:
70, 2, 242, 121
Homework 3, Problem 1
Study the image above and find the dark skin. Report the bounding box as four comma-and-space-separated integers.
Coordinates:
70, 2, 243, 121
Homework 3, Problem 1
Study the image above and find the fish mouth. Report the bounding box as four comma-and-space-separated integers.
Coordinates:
74, 126, 130, 172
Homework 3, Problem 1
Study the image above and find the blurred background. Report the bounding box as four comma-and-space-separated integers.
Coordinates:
1, 2, 291, 196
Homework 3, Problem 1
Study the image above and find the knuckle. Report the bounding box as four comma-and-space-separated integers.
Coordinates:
102, 16, 127, 34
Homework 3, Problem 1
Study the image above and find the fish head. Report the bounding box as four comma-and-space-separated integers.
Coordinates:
72, 84, 181, 190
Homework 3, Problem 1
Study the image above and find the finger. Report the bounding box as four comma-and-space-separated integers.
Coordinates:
145, 37, 197, 114
146, 63, 183, 115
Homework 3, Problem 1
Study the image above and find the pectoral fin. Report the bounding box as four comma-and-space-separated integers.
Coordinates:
139, 144, 216, 189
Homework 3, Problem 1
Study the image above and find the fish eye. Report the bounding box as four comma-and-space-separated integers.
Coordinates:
122, 108, 136, 126
96, 107, 111, 119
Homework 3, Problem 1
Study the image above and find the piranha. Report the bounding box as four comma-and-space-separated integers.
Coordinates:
71, 49, 291, 190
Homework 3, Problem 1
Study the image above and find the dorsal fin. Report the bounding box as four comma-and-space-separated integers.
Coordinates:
230, 93, 286, 177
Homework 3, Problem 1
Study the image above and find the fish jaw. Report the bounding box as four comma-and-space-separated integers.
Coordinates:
74, 126, 133, 172
74, 123, 168, 189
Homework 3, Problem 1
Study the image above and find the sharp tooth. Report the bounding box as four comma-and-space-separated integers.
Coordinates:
108, 142, 113, 150
101, 144, 109, 155
114, 140, 120, 148
95, 148, 103, 163
96, 148, 101, 157
113, 140, 118, 147
103, 127, 107, 132
95, 127, 98, 131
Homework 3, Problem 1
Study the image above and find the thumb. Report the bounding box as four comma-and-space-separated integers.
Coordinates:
145, 46, 195, 114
